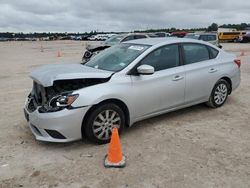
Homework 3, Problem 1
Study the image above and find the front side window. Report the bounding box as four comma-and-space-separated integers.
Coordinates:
140, 44, 180, 71
183, 44, 210, 64
85, 43, 150, 72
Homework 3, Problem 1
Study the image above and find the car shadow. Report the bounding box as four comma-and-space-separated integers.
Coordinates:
123, 103, 210, 135
29, 103, 212, 149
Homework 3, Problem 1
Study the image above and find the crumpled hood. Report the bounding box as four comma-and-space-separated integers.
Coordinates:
30, 63, 113, 87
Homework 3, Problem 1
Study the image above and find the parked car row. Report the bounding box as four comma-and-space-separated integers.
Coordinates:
82, 32, 223, 63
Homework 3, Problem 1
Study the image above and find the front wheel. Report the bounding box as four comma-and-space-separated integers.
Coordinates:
206, 79, 230, 108
83, 103, 125, 144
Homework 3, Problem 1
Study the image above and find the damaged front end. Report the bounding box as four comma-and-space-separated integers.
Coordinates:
26, 78, 110, 113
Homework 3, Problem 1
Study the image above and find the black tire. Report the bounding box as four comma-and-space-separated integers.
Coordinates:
206, 79, 230, 108
83, 103, 125, 144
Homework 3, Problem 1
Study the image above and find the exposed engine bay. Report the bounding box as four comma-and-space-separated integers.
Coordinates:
27, 78, 110, 113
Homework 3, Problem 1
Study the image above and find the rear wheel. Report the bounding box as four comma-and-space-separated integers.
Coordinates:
206, 79, 230, 108
84, 103, 125, 144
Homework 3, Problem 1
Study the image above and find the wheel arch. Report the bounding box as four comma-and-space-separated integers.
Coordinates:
220, 76, 232, 94
81, 98, 130, 138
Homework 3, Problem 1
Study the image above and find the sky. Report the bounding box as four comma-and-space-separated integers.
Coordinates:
0, 0, 249, 32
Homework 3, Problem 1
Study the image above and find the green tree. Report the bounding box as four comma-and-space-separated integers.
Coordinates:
207, 23, 218, 31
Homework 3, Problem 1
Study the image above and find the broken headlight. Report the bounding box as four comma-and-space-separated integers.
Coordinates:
50, 94, 79, 108
39, 93, 79, 113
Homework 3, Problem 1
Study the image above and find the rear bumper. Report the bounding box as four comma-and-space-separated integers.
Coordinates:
231, 69, 241, 92
24, 104, 90, 143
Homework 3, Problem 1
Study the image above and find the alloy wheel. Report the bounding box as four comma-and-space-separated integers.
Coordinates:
214, 83, 228, 105
92, 110, 121, 140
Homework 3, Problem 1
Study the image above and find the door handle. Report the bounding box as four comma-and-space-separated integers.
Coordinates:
172, 75, 184, 81
208, 68, 218, 73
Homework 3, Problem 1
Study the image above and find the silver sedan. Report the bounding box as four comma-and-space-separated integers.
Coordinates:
24, 38, 241, 144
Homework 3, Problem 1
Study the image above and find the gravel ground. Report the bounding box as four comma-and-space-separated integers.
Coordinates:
0, 41, 250, 188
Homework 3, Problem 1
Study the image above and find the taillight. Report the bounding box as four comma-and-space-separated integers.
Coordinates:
234, 59, 241, 68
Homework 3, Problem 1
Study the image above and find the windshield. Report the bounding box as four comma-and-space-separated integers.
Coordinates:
103, 35, 125, 46
184, 34, 199, 39
85, 43, 150, 72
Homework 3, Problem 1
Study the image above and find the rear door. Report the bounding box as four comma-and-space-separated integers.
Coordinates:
182, 43, 220, 104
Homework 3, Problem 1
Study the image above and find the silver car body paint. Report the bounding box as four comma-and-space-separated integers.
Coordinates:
24, 38, 240, 142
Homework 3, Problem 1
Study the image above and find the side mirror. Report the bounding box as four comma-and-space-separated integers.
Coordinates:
137, 65, 154, 75
218, 44, 222, 49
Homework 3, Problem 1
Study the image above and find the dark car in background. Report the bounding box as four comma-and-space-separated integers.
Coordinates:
82, 33, 156, 63
238, 33, 250, 43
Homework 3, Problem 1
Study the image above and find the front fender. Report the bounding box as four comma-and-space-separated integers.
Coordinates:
71, 76, 133, 110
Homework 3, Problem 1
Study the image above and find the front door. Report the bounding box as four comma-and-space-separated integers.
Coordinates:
130, 44, 185, 120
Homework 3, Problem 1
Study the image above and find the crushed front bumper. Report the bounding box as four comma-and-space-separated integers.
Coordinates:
24, 98, 90, 143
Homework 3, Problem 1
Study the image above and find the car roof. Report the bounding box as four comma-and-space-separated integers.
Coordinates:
124, 37, 208, 46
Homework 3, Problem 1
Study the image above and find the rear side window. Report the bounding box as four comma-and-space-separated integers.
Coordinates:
209, 46, 219, 59
183, 44, 210, 64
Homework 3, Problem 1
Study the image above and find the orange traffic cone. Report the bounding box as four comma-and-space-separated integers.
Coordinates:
57, 50, 61, 57
104, 128, 126, 168
240, 49, 245, 56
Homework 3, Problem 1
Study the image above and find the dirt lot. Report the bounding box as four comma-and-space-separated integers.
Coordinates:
0, 41, 250, 188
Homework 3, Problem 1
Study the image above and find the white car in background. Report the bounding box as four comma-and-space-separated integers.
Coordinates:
88, 34, 110, 41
